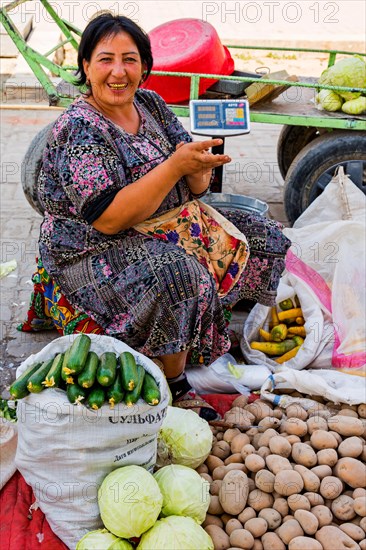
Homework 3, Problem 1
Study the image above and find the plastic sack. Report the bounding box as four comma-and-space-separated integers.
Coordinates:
15, 334, 170, 550
261, 366, 366, 407
242, 168, 366, 372
186, 354, 271, 394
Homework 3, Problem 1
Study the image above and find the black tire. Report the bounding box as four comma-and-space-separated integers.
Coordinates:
277, 125, 321, 180
21, 122, 54, 215
284, 131, 366, 225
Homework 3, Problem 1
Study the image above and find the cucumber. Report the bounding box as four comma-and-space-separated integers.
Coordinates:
43, 353, 64, 388
97, 352, 117, 387
87, 386, 105, 410
64, 334, 91, 374
61, 349, 74, 384
120, 351, 139, 391
107, 368, 125, 408
125, 364, 145, 407
66, 383, 87, 405
141, 372, 161, 406
9, 362, 44, 400
77, 352, 99, 388
27, 358, 54, 393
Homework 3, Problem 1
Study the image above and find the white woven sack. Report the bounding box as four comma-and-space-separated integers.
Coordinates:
15, 334, 169, 550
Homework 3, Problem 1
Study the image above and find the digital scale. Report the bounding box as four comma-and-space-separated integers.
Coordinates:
189, 99, 251, 192
190, 99, 250, 137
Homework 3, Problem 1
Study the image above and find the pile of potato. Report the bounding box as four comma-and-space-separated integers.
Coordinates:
196, 394, 366, 550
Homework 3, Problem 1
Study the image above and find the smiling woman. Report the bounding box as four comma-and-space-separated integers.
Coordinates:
36, 12, 291, 421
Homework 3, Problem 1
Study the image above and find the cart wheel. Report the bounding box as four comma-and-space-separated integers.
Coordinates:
277, 125, 321, 180
21, 122, 54, 216
284, 131, 366, 225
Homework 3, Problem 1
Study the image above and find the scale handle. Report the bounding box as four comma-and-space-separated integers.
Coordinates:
210, 137, 225, 193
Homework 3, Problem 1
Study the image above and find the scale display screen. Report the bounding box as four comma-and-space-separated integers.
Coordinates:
190, 99, 250, 136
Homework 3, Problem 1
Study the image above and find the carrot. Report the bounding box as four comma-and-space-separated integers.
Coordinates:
271, 323, 288, 342
277, 308, 302, 321
296, 316, 305, 325
288, 326, 306, 338
275, 345, 301, 364
259, 328, 272, 342
250, 339, 297, 356
270, 306, 280, 328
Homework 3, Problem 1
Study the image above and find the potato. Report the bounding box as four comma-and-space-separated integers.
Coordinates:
310, 429, 338, 450
316, 525, 361, 550
277, 519, 304, 545
327, 415, 364, 437
257, 447, 271, 460
247, 489, 274, 512
231, 433, 251, 454
225, 453, 244, 465
252, 541, 264, 550
258, 417, 281, 431
255, 469, 275, 494
245, 401, 274, 422
257, 429, 279, 449
286, 404, 308, 421
338, 409, 359, 418
224, 409, 255, 429
226, 518, 244, 536
201, 473, 213, 484
213, 466, 229, 481
360, 541, 366, 550
274, 470, 304, 496
272, 498, 289, 518
212, 441, 232, 460
196, 463, 209, 474
292, 442, 317, 467
221, 513, 236, 525
230, 528, 255, 549
210, 479, 223, 496
288, 537, 322, 550
241, 444, 256, 460
268, 436, 291, 458
307, 416, 328, 434
293, 509, 319, 535
331, 494, 356, 521
334, 457, 366, 488
354, 496, 366, 517
293, 464, 320, 492
265, 455, 292, 475
338, 436, 363, 458
202, 514, 224, 529
353, 488, 366, 499
303, 492, 324, 507
282, 418, 307, 437
216, 432, 224, 441
287, 494, 311, 512
238, 507, 256, 524
320, 476, 344, 500
245, 454, 265, 473
219, 470, 249, 515
311, 464, 332, 479
244, 518, 268, 538
261, 532, 286, 550
284, 435, 301, 445
317, 448, 338, 466
252, 434, 264, 451
357, 404, 366, 418
204, 524, 230, 550
208, 495, 225, 516
360, 517, 366, 531
311, 505, 333, 527
206, 455, 225, 473
328, 430, 343, 446
273, 407, 284, 420
259, 508, 282, 529
232, 395, 248, 408
339, 522, 366, 541
224, 428, 242, 443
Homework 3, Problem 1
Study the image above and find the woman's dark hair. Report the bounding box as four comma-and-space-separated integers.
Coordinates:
75, 12, 153, 87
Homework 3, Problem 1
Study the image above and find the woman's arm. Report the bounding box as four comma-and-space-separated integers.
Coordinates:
92, 138, 230, 235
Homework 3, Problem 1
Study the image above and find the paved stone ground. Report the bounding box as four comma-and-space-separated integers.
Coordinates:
0, 103, 287, 396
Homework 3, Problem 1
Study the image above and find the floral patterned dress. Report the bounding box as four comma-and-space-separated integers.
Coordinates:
38, 90, 290, 365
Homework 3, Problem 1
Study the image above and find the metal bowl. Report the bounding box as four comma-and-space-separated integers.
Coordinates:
201, 193, 269, 217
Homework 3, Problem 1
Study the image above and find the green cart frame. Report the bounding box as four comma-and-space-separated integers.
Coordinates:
1, 0, 365, 223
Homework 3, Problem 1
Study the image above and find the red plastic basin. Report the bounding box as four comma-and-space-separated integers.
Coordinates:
142, 18, 235, 104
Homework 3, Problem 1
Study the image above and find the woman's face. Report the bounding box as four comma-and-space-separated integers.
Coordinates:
83, 31, 145, 110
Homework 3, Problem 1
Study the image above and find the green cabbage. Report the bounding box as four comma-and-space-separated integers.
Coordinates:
98, 465, 163, 539
342, 96, 366, 115
76, 529, 133, 549
137, 515, 214, 550
319, 55, 366, 101
154, 464, 210, 524
157, 406, 213, 469
316, 89, 343, 112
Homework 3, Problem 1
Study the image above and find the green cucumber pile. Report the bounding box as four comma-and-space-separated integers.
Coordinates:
9, 334, 161, 410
